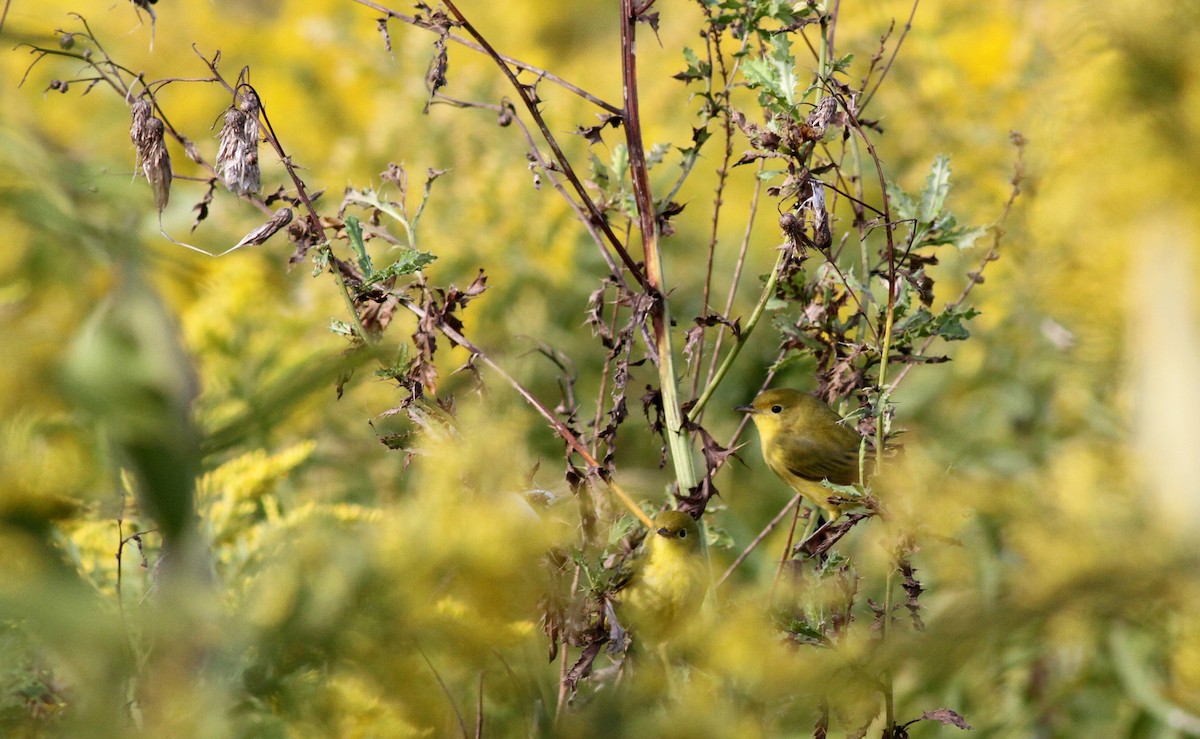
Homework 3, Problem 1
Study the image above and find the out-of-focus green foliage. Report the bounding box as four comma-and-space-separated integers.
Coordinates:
2, 0, 1200, 736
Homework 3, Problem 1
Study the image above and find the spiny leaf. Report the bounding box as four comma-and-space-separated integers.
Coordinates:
674, 46, 710, 82
918, 154, 952, 225
371, 249, 436, 283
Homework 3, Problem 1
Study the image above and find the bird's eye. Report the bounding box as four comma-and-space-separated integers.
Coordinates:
677, 529, 687, 538
770, 405, 783, 414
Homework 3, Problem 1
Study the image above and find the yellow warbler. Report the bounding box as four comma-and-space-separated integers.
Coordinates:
737, 388, 866, 521
613, 510, 708, 645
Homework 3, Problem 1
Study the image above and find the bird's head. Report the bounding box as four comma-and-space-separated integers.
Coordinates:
736, 388, 830, 436
650, 510, 701, 553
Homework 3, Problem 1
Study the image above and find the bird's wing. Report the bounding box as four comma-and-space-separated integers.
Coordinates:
777, 433, 863, 485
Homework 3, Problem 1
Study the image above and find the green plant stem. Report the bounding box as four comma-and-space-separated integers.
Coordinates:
688, 249, 785, 423
619, 0, 696, 496
326, 250, 377, 348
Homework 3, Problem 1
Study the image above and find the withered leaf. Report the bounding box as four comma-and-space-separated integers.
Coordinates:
190, 178, 217, 232
563, 641, 604, 693
376, 17, 392, 56
232, 207, 293, 249
898, 558, 926, 631
912, 708, 972, 731
637, 11, 660, 33
795, 513, 868, 559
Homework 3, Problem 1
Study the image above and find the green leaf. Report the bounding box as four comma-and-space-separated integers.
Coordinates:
933, 306, 980, 341
741, 58, 777, 93
676, 46, 711, 82
329, 319, 355, 337
375, 345, 411, 379
610, 144, 629, 184
764, 295, 789, 311
370, 249, 437, 283
772, 35, 798, 108
311, 244, 331, 277
893, 306, 933, 337
345, 215, 372, 275
951, 224, 989, 250
919, 154, 952, 225
894, 305, 980, 342
647, 142, 672, 167
588, 153, 611, 189
742, 39, 799, 113
886, 180, 917, 221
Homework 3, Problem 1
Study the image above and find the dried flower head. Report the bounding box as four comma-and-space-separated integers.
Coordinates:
216, 88, 262, 195
804, 96, 838, 139
129, 99, 172, 211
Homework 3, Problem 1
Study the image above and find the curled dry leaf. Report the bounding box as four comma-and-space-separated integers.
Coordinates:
233, 207, 293, 250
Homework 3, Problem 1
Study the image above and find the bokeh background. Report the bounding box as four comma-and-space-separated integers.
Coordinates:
2, 0, 1199, 736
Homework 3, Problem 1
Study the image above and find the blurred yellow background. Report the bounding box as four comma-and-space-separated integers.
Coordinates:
2, 0, 1199, 735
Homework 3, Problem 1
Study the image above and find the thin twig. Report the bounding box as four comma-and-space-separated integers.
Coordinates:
396, 297, 654, 529
554, 564, 582, 720
416, 644, 469, 737
474, 672, 484, 739
438, 0, 649, 290
890, 134, 1025, 391
687, 249, 786, 423
703, 165, 765, 394
350, 0, 622, 115
717, 493, 801, 588
859, 0, 919, 112
689, 8, 736, 402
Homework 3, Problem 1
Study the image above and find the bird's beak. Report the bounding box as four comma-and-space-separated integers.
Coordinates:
734, 404, 756, 414
656, 527, 671, 537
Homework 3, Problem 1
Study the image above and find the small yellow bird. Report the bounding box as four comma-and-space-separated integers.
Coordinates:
613, 510, 708, 645
737, 388, 867, 522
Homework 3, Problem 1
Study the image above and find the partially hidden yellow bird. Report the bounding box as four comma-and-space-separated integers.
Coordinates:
613, 510, 709, 645
737, 388, 867, 522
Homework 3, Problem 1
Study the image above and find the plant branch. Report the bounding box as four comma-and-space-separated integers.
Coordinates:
350, 0, 622, 115
396, 297, 654, 529
859, 0, 920, 112
890, 133, 1025, 391
716, 492, 801, 588
689, 8, 737, 402
703, 165, 765, 396
835, 89, 897, 463
688, 248, 786, 423
437, 0, 649, 291
619, 0, 697, 495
